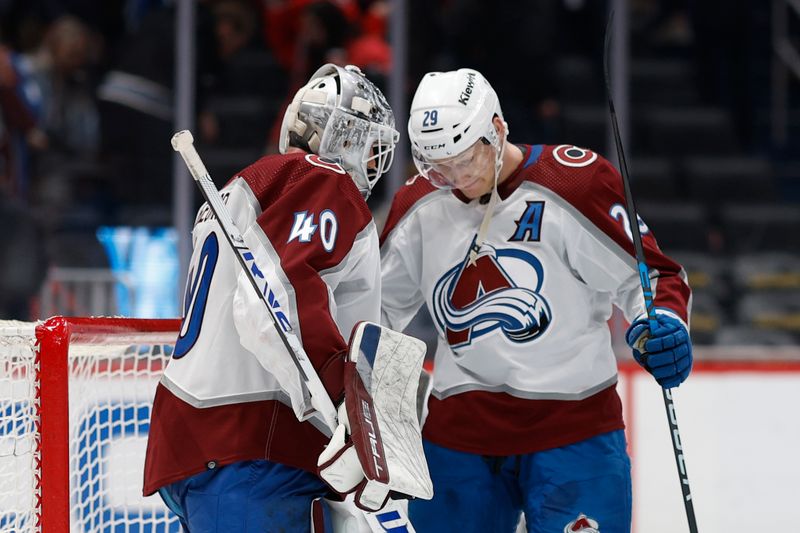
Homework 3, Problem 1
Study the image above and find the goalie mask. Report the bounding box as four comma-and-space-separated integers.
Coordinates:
408, 68, 506, 189
279, 64, 399, 198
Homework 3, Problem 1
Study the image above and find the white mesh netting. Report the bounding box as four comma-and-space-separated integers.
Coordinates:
0, 319, 181, 533
0, 321, 38, 532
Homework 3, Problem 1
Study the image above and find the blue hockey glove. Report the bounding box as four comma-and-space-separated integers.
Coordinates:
625, 313, 692, 389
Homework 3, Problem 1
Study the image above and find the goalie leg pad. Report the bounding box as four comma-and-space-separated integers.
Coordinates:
313, 497, 417, 533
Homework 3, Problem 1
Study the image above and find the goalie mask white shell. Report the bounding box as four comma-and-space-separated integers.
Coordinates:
408, 68, 504, 188
279, 64, 399, 198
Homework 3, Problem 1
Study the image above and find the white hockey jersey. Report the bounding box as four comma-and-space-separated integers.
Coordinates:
380, 144, 691, 456
144, 152, 380, 495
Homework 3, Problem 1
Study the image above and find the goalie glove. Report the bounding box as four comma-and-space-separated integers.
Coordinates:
318, 322, 433, 512
318, 395, 391, 512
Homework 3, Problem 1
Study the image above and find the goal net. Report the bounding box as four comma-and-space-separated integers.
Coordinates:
0, 317, 182, 533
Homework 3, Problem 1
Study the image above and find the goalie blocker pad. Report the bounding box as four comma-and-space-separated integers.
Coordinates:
348, 322, 433, 500
318, 322, 433, 511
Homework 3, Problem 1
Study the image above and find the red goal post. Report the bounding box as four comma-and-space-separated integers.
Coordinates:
0, 316, 181, 533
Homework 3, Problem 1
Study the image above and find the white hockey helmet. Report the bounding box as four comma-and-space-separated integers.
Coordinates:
408, 68, 505, 189
279, 64, 399, 197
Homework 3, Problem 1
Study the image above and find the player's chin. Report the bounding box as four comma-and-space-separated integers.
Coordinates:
458, 178, 489, 199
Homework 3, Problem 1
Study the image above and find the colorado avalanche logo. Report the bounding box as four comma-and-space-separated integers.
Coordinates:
564, 514, 600, 533
432, 242, 552, 349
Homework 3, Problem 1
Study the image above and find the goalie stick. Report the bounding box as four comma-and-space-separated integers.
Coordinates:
171, 130, 417, 533
603, 14, 699, 533
172, 130, 338, 431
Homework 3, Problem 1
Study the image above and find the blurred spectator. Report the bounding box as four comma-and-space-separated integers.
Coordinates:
261, 0, 395, 150
213, 0, 259, 62
260, 0, 360, 82
346, 0, 391, 77
0, 44, 46, 201
262, 1, 354, 149
290, 1, 353, 86
27, 16, 100, 156
198, 0, 273, 146
0, 193, 47, 319
96, 5, 174, 212
21, 15, 108, 231
97, 3, 213, 215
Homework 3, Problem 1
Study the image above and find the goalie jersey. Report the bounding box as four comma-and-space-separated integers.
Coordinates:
380, 144, 691, 456
143, 152, 381, 495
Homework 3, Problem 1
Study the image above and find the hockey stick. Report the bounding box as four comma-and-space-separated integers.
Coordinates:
171, 130, 416, 533
172, 130, 339, 432
603, 15, 699, 533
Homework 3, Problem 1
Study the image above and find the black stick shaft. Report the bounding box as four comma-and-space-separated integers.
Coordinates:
603, 14, 699, 533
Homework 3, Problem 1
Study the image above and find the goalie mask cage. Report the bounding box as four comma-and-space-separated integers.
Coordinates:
0, 316, 182, 533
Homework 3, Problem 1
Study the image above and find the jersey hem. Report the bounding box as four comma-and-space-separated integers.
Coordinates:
143, 449, 320, 496
424, 421, 626, 457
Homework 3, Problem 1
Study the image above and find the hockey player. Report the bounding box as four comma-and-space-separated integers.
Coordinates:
379, 69, 693, 532
144, 64, 419, 532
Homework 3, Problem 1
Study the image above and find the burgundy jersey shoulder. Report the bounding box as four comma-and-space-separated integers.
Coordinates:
232, 151, 372, 223
517, 144, 633, 232
517, 144, 619, 206
379, 174, 438, 245
522, 144, 690, 321
522, 143, 638, 235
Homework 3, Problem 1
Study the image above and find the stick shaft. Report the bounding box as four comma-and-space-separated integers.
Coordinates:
172, 130, 338, 432
603, 15, 699, 533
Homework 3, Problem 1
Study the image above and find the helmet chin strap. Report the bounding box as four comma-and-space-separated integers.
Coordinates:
468, 121, 507, 266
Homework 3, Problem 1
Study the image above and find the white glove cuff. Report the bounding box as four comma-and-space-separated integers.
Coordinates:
356, 479, 391, 512
317, 424, 364, 494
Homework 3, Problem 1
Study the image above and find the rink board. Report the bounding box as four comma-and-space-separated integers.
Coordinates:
619, 362, 800, 533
